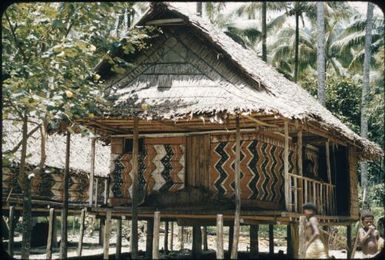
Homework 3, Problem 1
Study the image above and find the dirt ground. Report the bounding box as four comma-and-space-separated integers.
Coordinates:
8, 228, 365, 259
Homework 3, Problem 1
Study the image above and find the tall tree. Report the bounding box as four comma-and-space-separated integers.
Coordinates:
196, 2, 202, 17
2, 3, 150, 257
317, 2, 326, 105
360, 2, 374, 208
261, 1, 267, 61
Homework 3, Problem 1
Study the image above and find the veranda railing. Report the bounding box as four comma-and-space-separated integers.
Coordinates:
288, 173, 336, 215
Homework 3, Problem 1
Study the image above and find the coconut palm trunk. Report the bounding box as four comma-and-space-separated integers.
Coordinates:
316, 2, 326, 105
294, 2, 300, 82
360, 2, 374, 209
262, 1, 267, 61
197, 2, 202, 17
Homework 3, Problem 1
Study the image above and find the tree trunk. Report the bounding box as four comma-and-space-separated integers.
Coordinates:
231, 116, 241, 259
262, 1, 267, 62
196, 2, 203, 16
59, 131, 71, 259
294, 3, 300, 83
317, 2, 326, 105
360, 2, 374, 209
21, 114, 32, 259
131, 117, 139, 258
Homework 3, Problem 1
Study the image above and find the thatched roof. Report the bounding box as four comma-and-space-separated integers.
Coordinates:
2, 120, 110, 177
95, 2, 382, 159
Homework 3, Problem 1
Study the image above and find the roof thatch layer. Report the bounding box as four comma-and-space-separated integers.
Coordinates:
2, 120, 110, 177
96, 2, 382, 159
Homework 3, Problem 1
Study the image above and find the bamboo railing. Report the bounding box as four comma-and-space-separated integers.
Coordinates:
288, 173, 336, 215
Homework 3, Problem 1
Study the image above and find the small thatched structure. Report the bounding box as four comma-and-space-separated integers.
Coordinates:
2, 120, 110, 203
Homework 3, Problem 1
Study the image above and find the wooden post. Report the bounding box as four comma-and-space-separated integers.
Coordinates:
284, 120, 290, 210
94, 178, 99, 206
228, 225, 234, 254
325, 140, 332, 184
116, 218, 122, 259
152, 211, 160, 259
103, 209, 112, 260
46, 208, 55, 259
202, 226, 208, 251
59, 131, 70, 259
287, 223, 299, 258
269, 224, 274, 254
99, 217, 105, 246
192, 225, 202, 258
231, 115, 241, 259
216, 214, 224, 259
170, 222, 174, 251
346, 225, 352, 259
8, 206, 15, 257
146, 218, 154, 259
103, 178, 108, 204
131, 117, 139, 258
297, 128, 303, 212
250, 224, 259, 258
164, 221, 169, 253
88, 138, 96, 206
179, 226, 184, 250
298, 216, 306, 258
77, 208, 86, 256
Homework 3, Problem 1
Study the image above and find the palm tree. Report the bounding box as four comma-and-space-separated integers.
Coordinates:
232, 2, 289, 60
316, 2, 326, 105
360, 2, 374, 208
196, 2, 202, 17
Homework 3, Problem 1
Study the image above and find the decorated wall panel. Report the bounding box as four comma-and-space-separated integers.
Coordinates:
2, 162, 95, 203
209, 133, 296, 208
109, 137, 186, 203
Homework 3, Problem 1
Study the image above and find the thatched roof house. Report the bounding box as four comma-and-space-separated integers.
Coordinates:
93, 2, 382, 160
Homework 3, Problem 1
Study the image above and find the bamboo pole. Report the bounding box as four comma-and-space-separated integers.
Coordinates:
116, 218, 122, 259
164, 221, 169, 253
77, 208, 86, 256
46, 208, 55, 259
131, 117, 139, 258
170, 222, 174, 251
202, 226, 208, 251
89, 138, 96, 206
103, 209, 112, 260
153, 211, 160, 259
325, 140, 332, 184
94, 178, 99, 207
179, 226, 184, 250
216, 214, 224, 259
351, 221, 360, 259
228, 226, 234, 254
269, 224, 274, 254
297, 128, 303, 212
8, 206, 15, 257
250, 224, 259, 258
59, 131, 71, 259
103, 178, 108, 204
231, 115, 241, 259
298, 216, 306, 258
284, 120, 290, 210
146, 218, 154, 259
346, 225, 352, 259
192, 225, 202, 257
99, 217, 105, 246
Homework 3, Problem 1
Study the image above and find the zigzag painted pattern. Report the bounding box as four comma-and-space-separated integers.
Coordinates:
110, 140, 185, 200
3, 163, 90, 203
210, 134, 296, 205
